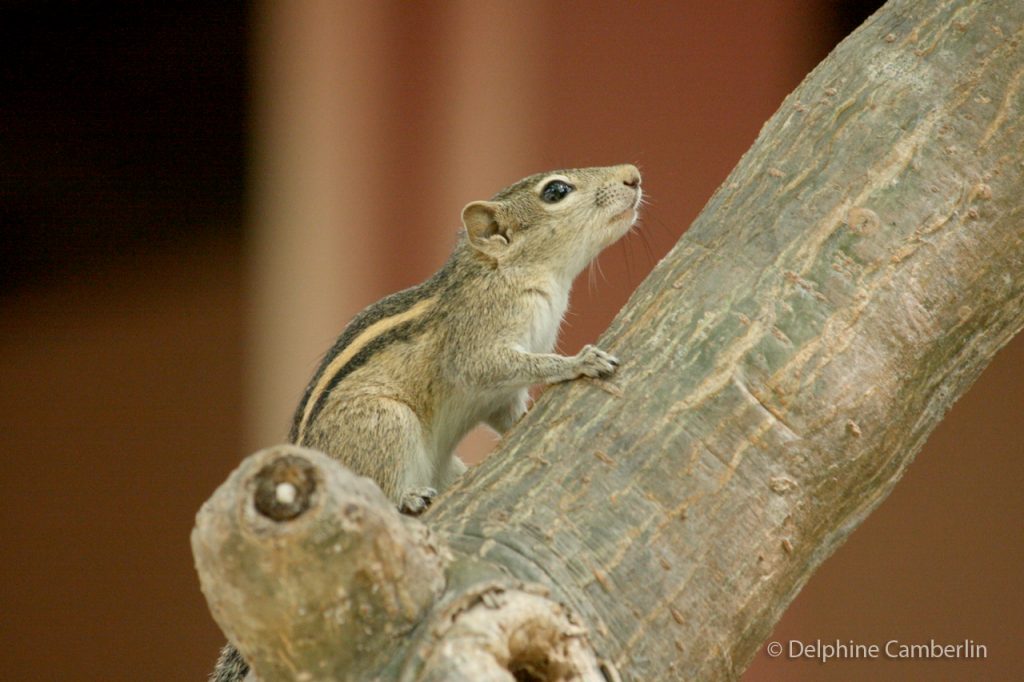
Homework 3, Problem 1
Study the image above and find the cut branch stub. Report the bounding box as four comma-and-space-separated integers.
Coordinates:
404, 582, 606, 682
253, 454, 318, 521
191, 445, 449, 681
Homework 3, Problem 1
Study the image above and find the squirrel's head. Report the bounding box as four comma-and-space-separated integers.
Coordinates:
461, 164, 642, 281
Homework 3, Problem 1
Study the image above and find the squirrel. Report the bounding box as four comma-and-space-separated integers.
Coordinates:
211, 164, 642, 682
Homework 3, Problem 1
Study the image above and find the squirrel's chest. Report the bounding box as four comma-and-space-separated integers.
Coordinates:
523, 286, 569, 353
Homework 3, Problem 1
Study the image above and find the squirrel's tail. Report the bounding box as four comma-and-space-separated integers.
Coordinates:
210, 643, 249, 682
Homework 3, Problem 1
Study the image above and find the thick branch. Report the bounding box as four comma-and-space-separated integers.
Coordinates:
429, 0, 1024, 678
194, 0, 1024, 679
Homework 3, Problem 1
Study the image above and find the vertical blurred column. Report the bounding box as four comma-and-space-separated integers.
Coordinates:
245, 1, 386, 450
437, 1, 545, 220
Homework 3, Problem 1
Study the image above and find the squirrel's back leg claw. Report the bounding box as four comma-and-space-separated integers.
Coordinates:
399, 486, 437, 516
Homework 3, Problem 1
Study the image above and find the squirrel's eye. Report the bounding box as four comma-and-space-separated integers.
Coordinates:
540, 180, 574, 203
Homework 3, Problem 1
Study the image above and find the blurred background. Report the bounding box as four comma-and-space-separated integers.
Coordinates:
1, 1, 1020, 680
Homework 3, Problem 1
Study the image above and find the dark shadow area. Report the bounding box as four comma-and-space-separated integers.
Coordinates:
1, 0, 247, 294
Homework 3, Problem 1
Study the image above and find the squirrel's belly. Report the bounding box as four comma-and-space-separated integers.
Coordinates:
430, 388, 505, 457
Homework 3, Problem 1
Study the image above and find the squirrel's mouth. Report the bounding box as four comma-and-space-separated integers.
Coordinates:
606, 185, 642, 227
609, 202, 639, 226
610, 207, 634, 223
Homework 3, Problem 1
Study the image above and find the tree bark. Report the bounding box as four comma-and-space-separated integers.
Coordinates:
192, 0, 1024, 679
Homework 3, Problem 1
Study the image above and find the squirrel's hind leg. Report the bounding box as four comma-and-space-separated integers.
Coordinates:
305, 396, 433, 511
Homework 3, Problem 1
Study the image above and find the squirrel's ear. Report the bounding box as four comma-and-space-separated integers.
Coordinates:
462, 201, 511, 253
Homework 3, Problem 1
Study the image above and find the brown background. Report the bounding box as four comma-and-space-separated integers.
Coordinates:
1, 2, 1020, 680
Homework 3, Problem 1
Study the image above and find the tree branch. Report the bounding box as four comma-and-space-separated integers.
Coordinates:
193, 0, 1024, 679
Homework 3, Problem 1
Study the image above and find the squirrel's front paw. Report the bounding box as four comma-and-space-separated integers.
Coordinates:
399, 486, 437, 516
575, 344, 620, 379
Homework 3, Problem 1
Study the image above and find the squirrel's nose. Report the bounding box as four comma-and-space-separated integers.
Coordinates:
620, 164, 641, 188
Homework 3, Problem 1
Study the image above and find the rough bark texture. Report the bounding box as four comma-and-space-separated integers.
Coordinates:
193, 0, 1024, 679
